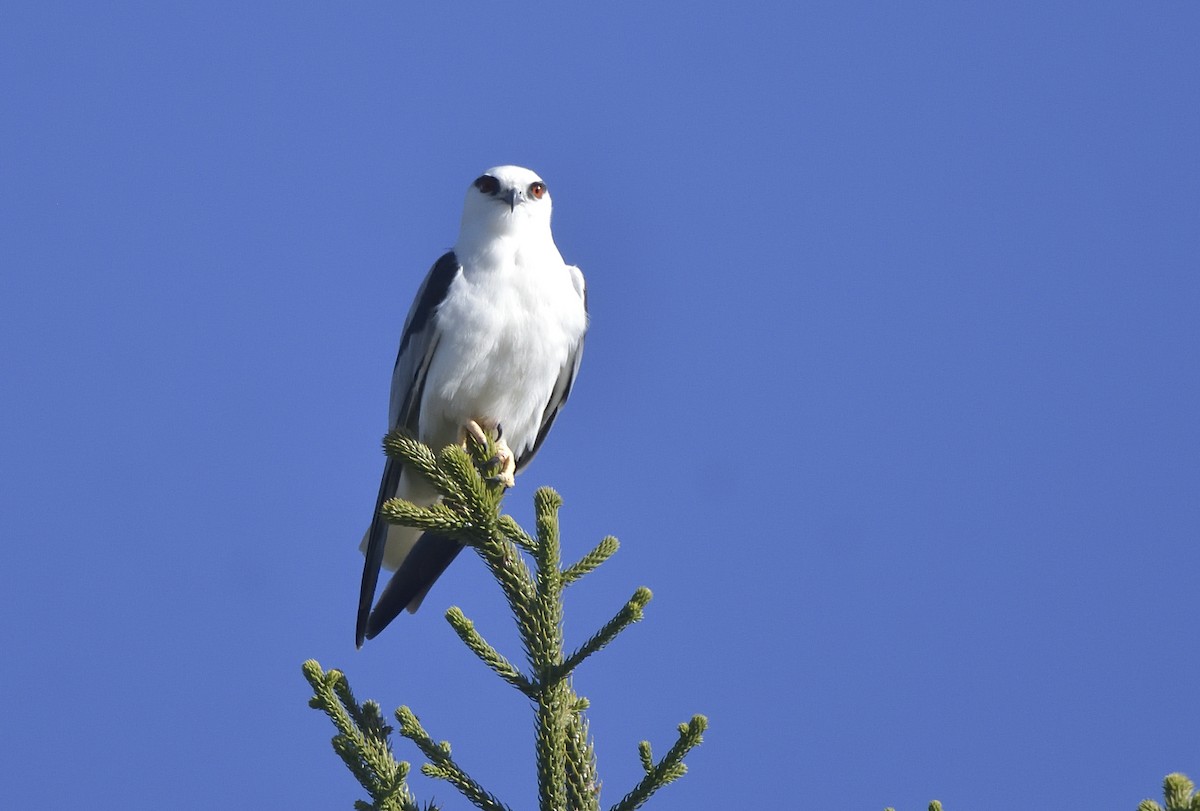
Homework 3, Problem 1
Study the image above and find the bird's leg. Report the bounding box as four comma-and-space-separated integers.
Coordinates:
489, 422, 516, 489
462, 419, 516, 489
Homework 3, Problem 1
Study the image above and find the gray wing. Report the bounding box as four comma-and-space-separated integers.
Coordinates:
355, 251, 461, 648
517, 265, 587, 471
388, 251, 461, 431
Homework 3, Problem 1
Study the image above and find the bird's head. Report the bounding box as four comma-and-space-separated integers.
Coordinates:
458, 165, 554, 241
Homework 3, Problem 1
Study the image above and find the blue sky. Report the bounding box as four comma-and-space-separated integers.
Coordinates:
2, 2, 1197, 808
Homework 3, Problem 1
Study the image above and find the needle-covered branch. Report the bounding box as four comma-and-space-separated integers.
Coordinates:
562, 536, 619, 585
558, 587, 652, 680
498, 513, 539, 555
608, 716, 708, 811
305, 432, 706, 811
382, 432, 460, 502
378, 500, 469, 538
444, 606, 535, 697
1138, 773, 1200, 811
396, 707, 512, 811
565, 710, 600, 811
302, 660, 423, 811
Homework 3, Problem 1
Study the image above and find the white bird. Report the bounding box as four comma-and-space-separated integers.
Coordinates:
356, 165, 588, 647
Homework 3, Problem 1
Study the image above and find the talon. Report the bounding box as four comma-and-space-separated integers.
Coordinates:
463, 419, 489, 448
485, 472, 516, 488
460, 419, 514, 487
490, 435, 516, 489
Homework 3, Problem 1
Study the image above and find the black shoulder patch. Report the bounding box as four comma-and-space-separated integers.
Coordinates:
396, 251, 460, 362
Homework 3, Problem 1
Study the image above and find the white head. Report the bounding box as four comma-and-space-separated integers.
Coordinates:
457, 165, 554, 245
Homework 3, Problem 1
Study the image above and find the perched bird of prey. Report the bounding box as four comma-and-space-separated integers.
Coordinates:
356, 165, 588, 647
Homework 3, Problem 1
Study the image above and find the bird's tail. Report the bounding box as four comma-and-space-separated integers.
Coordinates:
356, 458, 462, 646
364, 533, 464, 640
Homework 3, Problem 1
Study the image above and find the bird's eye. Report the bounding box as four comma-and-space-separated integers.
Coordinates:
528, 181, 547, 200
474, 175, 500, 196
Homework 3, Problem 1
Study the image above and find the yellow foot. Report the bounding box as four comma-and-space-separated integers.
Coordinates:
462, 419, 516, 489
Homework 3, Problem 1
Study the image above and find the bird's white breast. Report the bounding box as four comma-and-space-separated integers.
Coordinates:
420, 245, 586, 458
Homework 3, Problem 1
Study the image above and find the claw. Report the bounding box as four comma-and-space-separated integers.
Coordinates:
486, 470, 516, 489
460, 419, 514, 488
463, 419, 490, 448
490, 435, 516, 489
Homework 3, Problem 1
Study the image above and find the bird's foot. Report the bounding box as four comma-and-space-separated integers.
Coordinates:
463, 418, 492, 450
487, 437, 516, 488
462, 419, 516, 489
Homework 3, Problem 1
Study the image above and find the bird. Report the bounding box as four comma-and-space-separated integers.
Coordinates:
356, 165, 588, 647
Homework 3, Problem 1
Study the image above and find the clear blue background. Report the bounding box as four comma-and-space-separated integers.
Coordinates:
2, 2, 1197, 809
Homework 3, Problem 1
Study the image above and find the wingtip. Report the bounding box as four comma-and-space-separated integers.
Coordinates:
365, 534, 464, 641
355, 592, 373, 649
355, 458, 404, 650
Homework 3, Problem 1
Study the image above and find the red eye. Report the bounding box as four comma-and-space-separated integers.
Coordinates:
528, 181, 547, 200
474, 175, 500, 195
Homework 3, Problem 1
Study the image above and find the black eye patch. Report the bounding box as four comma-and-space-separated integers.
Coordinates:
473, 175, 500, 196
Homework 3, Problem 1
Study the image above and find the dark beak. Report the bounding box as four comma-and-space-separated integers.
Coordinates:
503, 188, 519, 211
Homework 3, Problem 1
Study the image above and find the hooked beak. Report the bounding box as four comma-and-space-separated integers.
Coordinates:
503, 187, 520, 212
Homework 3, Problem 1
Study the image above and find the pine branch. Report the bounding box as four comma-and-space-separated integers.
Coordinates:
558, 588, 652, 679
438, 443, 501, 523
608, 716, 707, 811
302, 660, 423, 811
1139, 773, 1199, 811
562, 536, 619, 585
306, 431, 707, 811
565, 709, 600, 811
382, 431, 459, 502
498, 513, 539, 555
530, 487, 570, 811
396, 707, 512, 811
378, 500, 469, 538
444, 606, 536, 697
